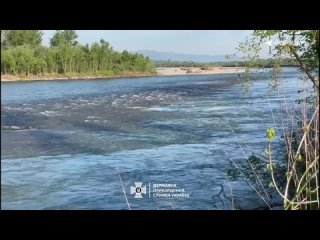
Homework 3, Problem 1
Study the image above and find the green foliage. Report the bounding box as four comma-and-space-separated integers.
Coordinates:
1, 30, 155, 77
153, 58, 298, 68
50, 30, 78, 46
238, 30, 319, 92
266, 127, 275, 142
200, 66, 210, 70
238, 30, 319, 210
2, 30, 42, 48
154, 60, 209, 68
1, 49, 16, 74
227, 154, 286, 192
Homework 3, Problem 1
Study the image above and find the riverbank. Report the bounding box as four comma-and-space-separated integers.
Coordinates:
1, 67, 246, 82
1, 72, 156, 82
157, 67, 246, 76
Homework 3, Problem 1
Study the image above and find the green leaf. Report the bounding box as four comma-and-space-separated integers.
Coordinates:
266, 127, 275, 142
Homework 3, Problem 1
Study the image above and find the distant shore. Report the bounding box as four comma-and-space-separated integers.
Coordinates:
156, 67, 245, 76
1, 67, 246, 82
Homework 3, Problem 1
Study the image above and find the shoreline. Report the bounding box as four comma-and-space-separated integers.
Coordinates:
1, 72, 156, 82
1, 67, 246, 82
156, 67, 245, 76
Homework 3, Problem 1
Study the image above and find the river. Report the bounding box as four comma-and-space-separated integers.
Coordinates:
1, 68, 308, 209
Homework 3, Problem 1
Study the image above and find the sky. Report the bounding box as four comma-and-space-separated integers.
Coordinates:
42, 30, 268, 57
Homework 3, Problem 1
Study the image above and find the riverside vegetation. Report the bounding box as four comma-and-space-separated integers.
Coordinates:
236, 30, 319, 210
153, 58, 298, 69
1, 30, 156, 80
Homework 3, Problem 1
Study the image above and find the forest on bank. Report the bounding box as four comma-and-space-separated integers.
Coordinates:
154, 58, 298, 68
1, 30, 156, 78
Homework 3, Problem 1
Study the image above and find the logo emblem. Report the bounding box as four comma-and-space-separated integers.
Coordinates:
130, 182, 147, 198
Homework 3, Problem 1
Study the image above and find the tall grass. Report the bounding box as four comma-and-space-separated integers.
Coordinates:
267, 94, 319, 210
225, 69, 319, 210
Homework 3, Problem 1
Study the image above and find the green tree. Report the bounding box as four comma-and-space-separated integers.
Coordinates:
50, 30, 78, 46
238, 30, 319, 92
2, 30, 42, 48
56, 44, 75, 73
1, 48, 16, 74
11, 45, 36, 75
1, 30, 7, 47
1, 32, 155, 77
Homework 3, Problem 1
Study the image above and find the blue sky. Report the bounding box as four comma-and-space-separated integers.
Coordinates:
43, 30, 267, 57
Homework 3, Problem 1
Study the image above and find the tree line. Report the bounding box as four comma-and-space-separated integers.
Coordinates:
1, 30, 156, 77
153, 58, 298, 68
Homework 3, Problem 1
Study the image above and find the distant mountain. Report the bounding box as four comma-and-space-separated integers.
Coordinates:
138, 50, 241, 63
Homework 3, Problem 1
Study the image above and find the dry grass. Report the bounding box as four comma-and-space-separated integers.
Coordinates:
271, 104, 319, 209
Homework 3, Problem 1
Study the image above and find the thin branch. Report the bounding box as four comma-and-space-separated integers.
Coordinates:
289, 45, 318, 92
294, 105, 319, 159
226, 120, 270, 200
117, 168, 131, 210
223, 150, 271, 208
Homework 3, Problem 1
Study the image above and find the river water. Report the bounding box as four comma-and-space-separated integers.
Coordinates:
1, 68, 308, 209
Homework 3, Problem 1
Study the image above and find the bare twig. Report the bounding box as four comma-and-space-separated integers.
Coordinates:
223, 150, 271, 208
117, 168, 131, 210
226, 119, 270, 200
